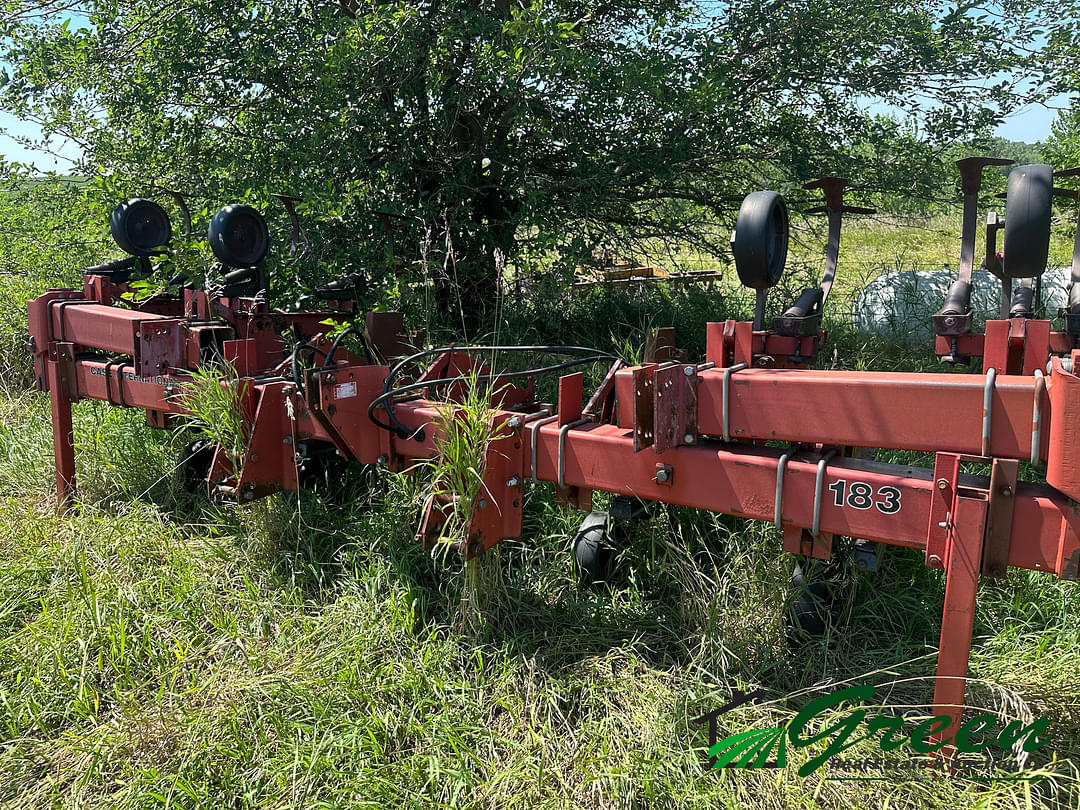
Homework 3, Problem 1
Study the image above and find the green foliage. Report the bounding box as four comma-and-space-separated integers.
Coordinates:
0, 179, 102, 390
415, 369, 514, 628
1, 1, 1069, 331
1045, 110, 1080, 177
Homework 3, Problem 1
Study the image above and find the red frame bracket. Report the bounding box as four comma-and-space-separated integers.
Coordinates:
653, 363, 698, 453
982, 458, 1019, 578
632, 365, 657, 452
465, 412, 527, 557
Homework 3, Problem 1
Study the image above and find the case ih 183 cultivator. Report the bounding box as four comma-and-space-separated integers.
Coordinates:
27, 160, 1080, 754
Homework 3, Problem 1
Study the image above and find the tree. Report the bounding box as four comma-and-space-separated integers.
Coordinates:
0, 0, 1065, 333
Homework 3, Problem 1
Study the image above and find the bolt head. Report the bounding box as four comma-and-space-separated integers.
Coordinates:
376, 454, 389, 465
283, 436, 293, 445
507, 416, 523, 430
683, 366, 694, 377
928, 554, 942, 566
655, 468, 670, 483
477, 498, 488, 510
507, 476, 521, 487
683, 433, 695, 444
936, 478, 948, 490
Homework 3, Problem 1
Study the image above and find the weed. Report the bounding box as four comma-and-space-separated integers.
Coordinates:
414, 369, 512, 629
176, 362, 249, 476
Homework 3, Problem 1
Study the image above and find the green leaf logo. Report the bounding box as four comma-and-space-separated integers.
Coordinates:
709, 725, 788, 769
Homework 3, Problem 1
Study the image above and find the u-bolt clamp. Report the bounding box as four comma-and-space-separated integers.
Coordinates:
811, 450, 839, 540
530, 414, 561, 481
722, 363, 749, 442
982, 367, 997, 457
558, 418, 591, 488
1031, 370, 1045, 465
774, 445, 799, 529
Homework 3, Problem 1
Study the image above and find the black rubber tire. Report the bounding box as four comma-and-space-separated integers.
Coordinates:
297, 447, 354, 503
573, 510, 615, 586
732, 190, 789, 290
787, 559, 844, 638
110, 199, 172, 257
208, 204, 270, 267
1003, 164, 1052, 279
180, 439, 215, 494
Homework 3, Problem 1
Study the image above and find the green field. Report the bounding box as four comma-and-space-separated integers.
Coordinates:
1, 188, 1079, 809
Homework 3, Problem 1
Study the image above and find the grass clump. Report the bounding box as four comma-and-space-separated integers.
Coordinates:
177, 362, 249, 475
416, 369, 514, 629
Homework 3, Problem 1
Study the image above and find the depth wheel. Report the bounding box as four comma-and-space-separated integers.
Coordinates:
180, 439, 215, 494
208, 204, 270, 267
732, 190, 789, 290
787, 559, 845, 638
110, 198, 172, 257
573, 510, 616, 586
1003, 164, 1052, 279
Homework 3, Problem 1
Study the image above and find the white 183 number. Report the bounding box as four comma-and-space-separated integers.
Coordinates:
828, 479, 901, 514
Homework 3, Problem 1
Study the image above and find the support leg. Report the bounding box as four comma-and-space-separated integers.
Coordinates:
931, 494, 987, 750
45, 358, 76, 508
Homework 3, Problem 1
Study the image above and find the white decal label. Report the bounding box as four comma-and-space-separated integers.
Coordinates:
334, 382, 357, 400
828, 479, 902, 514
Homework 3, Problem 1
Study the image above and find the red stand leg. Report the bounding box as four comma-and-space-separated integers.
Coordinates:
931, 494, 987, 751
45, 359, 76, 508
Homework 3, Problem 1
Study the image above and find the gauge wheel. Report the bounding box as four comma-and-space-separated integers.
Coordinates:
1003, 164, 1052, 279
208, 204, 270, 267
110, 198, 172, 257
733, 190, 789, 290
573, 510, 616, 586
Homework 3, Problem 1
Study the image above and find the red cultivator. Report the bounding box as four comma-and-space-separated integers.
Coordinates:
28, 161, 1080, 752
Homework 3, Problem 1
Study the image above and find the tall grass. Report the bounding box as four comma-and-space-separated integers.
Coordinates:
415, 369, 513, 629
177, 362, 249, 474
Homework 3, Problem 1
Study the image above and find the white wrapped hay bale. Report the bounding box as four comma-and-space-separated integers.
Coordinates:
853, 267, 1071, 345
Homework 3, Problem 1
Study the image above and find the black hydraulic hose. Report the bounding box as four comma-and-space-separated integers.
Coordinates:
291, 342, 328, 397
384, 344, 614, 388
377, 344, 616, 440
369, 351, 616, 440
323, 326, 376, 367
